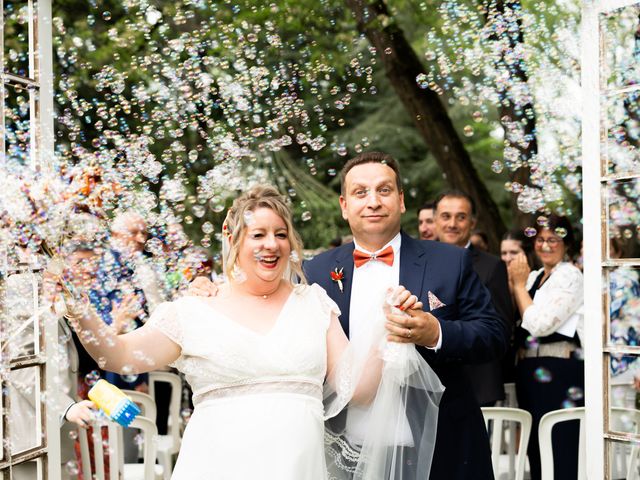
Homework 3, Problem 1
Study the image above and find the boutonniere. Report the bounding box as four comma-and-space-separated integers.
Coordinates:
330, 267, 344, 292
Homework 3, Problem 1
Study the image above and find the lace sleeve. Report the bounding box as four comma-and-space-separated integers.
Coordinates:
146, 301, 183, 348
522, 263, 583, 337
309, 283, 341, 327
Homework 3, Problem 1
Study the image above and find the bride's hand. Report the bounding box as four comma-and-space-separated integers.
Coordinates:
387, 285, 423, 311
186, 276, 219, 297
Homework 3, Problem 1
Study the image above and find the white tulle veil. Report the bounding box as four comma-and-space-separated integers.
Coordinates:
323, 285, 445, 479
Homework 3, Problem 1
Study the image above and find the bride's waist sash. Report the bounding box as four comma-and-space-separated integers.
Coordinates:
194, 380, 323, 406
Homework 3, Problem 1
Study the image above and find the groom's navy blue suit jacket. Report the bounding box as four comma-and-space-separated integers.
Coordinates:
304, 232, 507, 480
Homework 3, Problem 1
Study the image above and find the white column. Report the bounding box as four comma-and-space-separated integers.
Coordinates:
37, 0, 62, 478
581, 1, 604, 478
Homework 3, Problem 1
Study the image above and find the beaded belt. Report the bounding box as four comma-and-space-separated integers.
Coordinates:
521, 341, 578, 359
194, 381, 323, 406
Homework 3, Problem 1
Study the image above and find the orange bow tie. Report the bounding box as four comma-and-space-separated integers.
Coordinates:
353, 245, 394, 268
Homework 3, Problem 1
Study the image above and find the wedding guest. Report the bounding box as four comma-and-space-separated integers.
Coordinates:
434, 190, 513, 407
96, 211, 173, 452
507, 215, 584, 480
417, 201, 437, 240
501, 230, 536, 275
62, 240, 139, 479
328, 236, 343, 249
500, 229, 536, 383
470, 230, 490, 252
93, 212, 165, 386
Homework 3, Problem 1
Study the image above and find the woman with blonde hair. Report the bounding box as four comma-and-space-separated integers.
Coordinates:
65, 184, 443, 479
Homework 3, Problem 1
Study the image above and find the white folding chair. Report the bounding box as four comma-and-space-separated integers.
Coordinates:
149, 371, 183, 479
78, 415, 163, 480
610, 407, 640, 479
123, 416, 164, 480
538, 407, 585, 480
502, 382, 518, 408
481, 407, 532, 480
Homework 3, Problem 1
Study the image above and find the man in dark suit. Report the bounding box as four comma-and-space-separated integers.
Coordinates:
433, 190, 514, 406
304, 152, 508, 479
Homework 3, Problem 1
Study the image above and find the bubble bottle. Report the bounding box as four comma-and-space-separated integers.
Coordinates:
88, 379, 141, 427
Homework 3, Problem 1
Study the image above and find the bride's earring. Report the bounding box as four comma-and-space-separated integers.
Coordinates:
231, 263, 247, 283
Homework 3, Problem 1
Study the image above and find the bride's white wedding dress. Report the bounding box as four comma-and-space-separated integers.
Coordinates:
148, 283, 336, 480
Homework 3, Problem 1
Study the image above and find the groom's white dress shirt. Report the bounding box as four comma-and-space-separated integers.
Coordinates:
346, 233, 402, 443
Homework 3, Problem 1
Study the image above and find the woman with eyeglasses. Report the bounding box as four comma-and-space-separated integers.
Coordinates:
506, 215, 584, 480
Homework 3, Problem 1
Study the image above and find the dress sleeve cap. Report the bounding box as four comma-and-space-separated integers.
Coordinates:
308, 283, 341, 325
146, 301, 183, 348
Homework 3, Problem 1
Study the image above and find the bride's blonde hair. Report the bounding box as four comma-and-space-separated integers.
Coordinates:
222, 185, 306, 284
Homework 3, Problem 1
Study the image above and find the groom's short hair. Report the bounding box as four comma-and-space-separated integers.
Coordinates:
340, 152, 403, 195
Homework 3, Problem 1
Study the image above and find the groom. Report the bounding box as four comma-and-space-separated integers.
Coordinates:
304, 152, 507, 479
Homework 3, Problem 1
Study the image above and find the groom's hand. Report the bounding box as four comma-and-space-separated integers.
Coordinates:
386, 306, 440, 348
186, 276, 219, 297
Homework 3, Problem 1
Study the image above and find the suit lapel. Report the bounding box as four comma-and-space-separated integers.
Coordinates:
399, 232, 428, 304
334, 243, 355, 338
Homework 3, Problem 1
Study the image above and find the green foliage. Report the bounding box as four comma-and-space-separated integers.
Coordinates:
49, 0, 578, 253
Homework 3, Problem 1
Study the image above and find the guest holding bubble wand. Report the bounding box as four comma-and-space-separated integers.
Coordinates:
63, 185, 444, 480
507, 215, 584, 480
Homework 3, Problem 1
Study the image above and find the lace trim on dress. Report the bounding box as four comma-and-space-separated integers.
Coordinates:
325, 428, 361, 476
194, 380, 323, 405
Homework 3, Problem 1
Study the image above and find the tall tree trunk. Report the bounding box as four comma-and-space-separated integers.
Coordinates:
483, 0, 536, 229
344, 0, 507, 250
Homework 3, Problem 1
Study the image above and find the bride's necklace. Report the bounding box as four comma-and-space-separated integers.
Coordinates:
241, 282, 281, 300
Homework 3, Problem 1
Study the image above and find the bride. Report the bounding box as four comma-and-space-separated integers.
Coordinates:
67, 185, 443, 479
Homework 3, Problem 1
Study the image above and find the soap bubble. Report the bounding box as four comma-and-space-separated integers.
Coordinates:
416, 73, 429, 89
567, 386, 584, 401
536, 216, 549, 227
120, 365, 139, 383
554, 227, 567, 238
533, 367, 552, 383
65, 460, 80, 475
524, 336, 539, 350
202, 222, 214, 234
84, 370, 101, 386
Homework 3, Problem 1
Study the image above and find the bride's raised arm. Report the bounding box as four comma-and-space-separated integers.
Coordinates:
68, 298, 181, 375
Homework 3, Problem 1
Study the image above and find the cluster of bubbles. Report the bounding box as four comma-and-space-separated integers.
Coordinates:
2, 0, 639, 461
47, 0, 381, 253
420, 1, 584, 214
417, 1, 629, 232
560, 386, 584, 409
